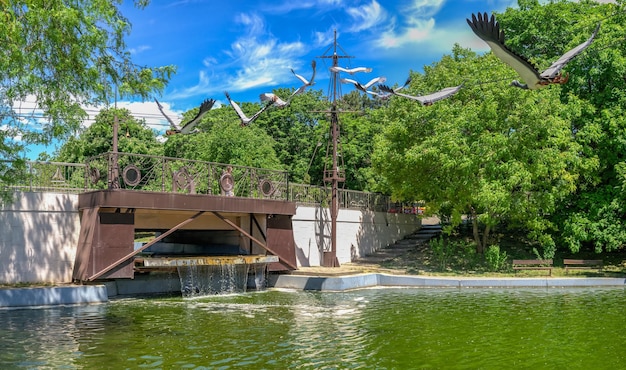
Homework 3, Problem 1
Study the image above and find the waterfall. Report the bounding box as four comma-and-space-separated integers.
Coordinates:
177, 262, 269, 298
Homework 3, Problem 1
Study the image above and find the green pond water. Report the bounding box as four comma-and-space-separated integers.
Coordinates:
1, 287, 625, 369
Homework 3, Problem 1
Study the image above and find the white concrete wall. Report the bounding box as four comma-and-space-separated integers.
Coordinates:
293, 206, 421, 267
0, 192, 80, 284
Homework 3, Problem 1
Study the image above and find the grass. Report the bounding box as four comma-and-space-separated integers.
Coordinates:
0, 282, 58, 289
376, 226, 626, 278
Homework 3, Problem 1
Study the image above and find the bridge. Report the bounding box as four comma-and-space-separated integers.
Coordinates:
0, 154, 422, 285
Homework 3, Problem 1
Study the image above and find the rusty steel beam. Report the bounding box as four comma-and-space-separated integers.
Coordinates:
211, 211, 297, 270
78, 190, 296, 215
87, 211, 205, 281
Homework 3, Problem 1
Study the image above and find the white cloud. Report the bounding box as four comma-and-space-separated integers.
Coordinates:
171, 12, 307, 98
163, 70, 211, 100
404, 0, 445, 18
202, 57, 218, 68
367, 0, 448, 49
116, 100, 176, 132
375, 17, 436, 48
10, 94, 48, 130
262, 0, 344, 14
313, 28, 336, 48
345, 1, 388, 33
129, 45, 151, 55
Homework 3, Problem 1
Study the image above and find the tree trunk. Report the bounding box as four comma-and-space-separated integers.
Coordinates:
482, 223, 491, 251
471, 207, 484, 254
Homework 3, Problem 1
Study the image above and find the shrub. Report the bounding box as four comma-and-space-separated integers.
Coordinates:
456, 239, 480, 270
485, 245, 509, 272
431, 236, 454, 271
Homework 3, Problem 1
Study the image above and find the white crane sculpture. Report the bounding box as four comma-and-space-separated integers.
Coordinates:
290, 60, 317, 97
379, 84, 462, 106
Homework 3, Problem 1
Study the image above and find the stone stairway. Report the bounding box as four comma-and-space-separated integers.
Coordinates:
354, 223, 442, 264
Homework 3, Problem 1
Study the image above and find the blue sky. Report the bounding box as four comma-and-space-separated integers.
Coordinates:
124, 0, 514, 105
114, 1, 524, 125
27, 0, 525, 158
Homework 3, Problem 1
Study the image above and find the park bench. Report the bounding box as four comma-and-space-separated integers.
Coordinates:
563, 259, 603, 274
512, 259, 553, 276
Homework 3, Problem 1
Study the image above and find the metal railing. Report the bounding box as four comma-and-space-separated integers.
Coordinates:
1, 154, 393, 210
1, 160, 86, 193
85, 152, 290, 200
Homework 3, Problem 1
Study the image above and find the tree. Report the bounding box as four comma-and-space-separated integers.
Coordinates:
1, 0, 174, 191
373, 45, 587, 257
254, 88, 329, 184
496, 0, 626, 253
54, 108, 163, 163
335, 91, 387, 191
164, 106, 283, 170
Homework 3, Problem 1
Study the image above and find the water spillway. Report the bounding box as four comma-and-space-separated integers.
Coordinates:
137, 255, 279, 268
134, 255, 279, 297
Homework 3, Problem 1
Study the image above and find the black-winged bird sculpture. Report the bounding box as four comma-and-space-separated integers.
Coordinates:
366, 76, 412, 100
155, 98, 215, 135
466, 12, 600, 89
341, 76, 386, 92
224, 91, 272, 126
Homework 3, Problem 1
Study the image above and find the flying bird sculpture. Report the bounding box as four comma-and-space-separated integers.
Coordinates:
259, 92, 290, 108
467, 12, 600, 89
224, 91, 272, 126
155, 98, 215, 135
330, 66, 373, 74
290, 60, 317, 97
366, 76, 412, 99
379, 84, 462, 106
341, 76, 387, 92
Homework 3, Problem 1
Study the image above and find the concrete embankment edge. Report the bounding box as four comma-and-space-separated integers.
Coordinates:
0, 285, 108, 309
269, 274, 626, 291
2, 274, 625, 308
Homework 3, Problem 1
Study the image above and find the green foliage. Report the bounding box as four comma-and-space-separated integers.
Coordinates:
1, 0, 173, 192
484, 245, 509, 272
1, 0, 174, 141
430, 235, 483, 271
372, 0, 626, 256
0, 159, 25, 204
373, 45, 584, 253
253, 89, 328, 183
335, 108, 386, 191
55, 108, 163, 162
495, 0, 626, 253
456, 239, 480, 270
430, 236, 454, 271
164, 113, 283, 170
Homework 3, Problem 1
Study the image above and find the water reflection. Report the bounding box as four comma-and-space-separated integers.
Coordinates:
1, 288, 625, 369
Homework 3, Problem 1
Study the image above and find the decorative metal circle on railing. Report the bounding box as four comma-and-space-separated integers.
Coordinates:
259, 179, 274, 197
89, 167, 100, 185
173, 166, 193, 191
220, 173, 234, 192
122, 165, 141, 187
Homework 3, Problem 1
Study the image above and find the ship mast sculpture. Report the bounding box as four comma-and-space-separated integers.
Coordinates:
317, 30, 373, 267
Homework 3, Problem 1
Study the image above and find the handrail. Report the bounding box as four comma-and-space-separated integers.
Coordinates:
1, 156, 394, 211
